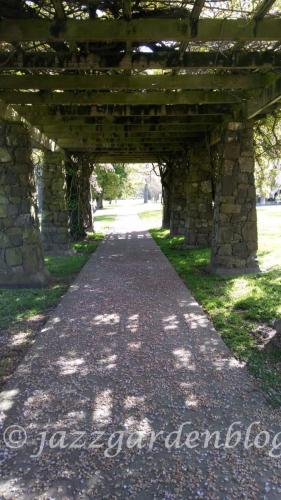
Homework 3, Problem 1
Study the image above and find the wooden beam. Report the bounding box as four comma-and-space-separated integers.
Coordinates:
0, 90, 242, 105
1, 18, 281, 43
0, 74, 266, 91
47, 130, 207, 141
20, 115, 221, 126
247, 76, 281, 118
42, 124, 209, 135
58, 142, 188, 151
87, 155, 163, 162
14, 104, 235, 117
2, 51, 280, 70
54, 140, 195, 148
74, 153, 162, 162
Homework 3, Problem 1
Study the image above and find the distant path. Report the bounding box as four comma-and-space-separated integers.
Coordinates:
0, 202, 280, 499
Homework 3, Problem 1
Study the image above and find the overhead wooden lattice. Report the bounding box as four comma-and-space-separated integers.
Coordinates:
0, 0, 281, 162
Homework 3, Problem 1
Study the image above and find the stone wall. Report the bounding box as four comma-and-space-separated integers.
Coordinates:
167, 143, 213, 244
41, 150, 72, 255
184, 141, 213, 247
0, 121, 48, 287
210, 121, 259, 274
169, 159, 189, 236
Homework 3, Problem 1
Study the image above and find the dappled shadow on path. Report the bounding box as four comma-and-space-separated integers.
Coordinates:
0, 231, 280, 498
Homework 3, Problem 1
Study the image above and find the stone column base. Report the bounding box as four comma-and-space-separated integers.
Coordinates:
210, 121, 259, 274
0, 121, 49, 288
41, 151, 72, 255
208, 260, 260, 277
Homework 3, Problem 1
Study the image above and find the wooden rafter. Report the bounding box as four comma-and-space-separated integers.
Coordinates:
1, 18, 281, 42
0, 74, 267, 90
2, 51, 280, 70
14, 104, 235, 118
0, 90, 244, 106
18, 115, 222, 126
248, 77, 281, 118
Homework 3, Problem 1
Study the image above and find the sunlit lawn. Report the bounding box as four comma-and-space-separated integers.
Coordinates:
150, 205, 281, 406
139, 209, 162, 227
94, 212, 117, 233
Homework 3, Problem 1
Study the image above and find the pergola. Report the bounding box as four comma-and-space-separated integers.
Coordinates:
0, 1, 281, 162
0, 0, 281, 287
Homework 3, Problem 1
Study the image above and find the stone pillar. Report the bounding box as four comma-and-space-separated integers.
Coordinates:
184, 140, 213, 247
41, 150, 72, 255
0, 121, 48, 287
170, 160, 188, 236
210, 121, 259, 275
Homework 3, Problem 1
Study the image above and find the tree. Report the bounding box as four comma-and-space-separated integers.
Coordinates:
254, 113, 281, 200
91, 163, 128, 206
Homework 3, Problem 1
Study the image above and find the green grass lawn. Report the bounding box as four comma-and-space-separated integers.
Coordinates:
139, 208, 162, 227
94, 213, 116, 233
151, 206, 281, 407
0, 233, 103, 331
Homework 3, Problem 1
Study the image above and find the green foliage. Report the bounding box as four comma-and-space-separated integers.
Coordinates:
92, 163, 128, 201
254, 113, 281, 198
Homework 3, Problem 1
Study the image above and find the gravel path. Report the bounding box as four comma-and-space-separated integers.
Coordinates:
0, 204, 280, 499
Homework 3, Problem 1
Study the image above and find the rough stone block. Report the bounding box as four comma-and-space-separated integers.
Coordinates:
239, 157, 254, 172
0, 147, 12, 163
5, 247, 23, 266
222, 203, 241, 215
0, 204, 8, 218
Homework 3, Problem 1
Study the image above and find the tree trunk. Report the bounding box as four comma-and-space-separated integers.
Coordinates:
65, 161, 87, 241
80, 161, 93, 231
162, 184, 171, 229
96, 195, 103, 210
144, 183, 149, 204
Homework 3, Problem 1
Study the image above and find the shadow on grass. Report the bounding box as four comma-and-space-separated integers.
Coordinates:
151, 228, 281, 407
0, 233, 104, 331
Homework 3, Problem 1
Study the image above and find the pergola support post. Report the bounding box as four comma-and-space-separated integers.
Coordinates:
170, 159, 189, 237
41, 150, 72, 255
184, 140, 213, 247
210, 121, 260, 275
0, 121, 48, 287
